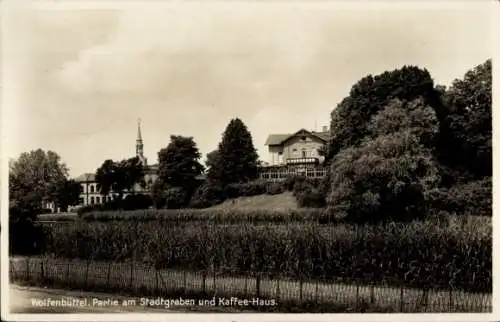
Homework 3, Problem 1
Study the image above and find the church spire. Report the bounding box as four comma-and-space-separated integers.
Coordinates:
136, 118, 146, 165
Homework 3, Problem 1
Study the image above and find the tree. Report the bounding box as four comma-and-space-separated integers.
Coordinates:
327, 66, 438, 162
116, 157, 145, 194
437, 59, 492, 180
95, 157, 144, 199
327, 130, 440, 223
205, 149, 219, 170
156, 135, 204, 206
326, 98, 441, 222
367, 97, 439, 147
208, 118, 259, 185
9, 149, 68, 218
95, 159, 116, 196
55, 179, 81, 212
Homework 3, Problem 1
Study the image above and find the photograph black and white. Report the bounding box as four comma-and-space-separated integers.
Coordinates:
1, 0, 495, 320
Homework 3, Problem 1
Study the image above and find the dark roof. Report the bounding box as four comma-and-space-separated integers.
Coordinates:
74, 173, 96, 182
264, 129, 330, 146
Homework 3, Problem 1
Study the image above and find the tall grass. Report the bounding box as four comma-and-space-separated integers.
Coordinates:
42, 217, 491, 293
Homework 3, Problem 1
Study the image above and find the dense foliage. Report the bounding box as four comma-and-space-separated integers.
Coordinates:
95, 157, 145, 198
437, 60, 492, 180
207, 118, 259, 186
54, 179, 82, 212
42, 216, 491, 293
9, 149, 69, 216
8, 149, 76, 254
155, 135, 204, 208
326, 60, 491, 221
326, 66, 438, 161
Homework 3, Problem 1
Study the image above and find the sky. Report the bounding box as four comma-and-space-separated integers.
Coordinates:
2, 1, 493, 178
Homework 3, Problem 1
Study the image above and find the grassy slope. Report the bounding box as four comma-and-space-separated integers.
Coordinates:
210, 191, 298, 210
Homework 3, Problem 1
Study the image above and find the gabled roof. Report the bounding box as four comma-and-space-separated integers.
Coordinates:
264, 129, 330, 146
74, 173, 96, 182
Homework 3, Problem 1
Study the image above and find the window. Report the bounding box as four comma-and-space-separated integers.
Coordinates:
301, 136, 306, 141
90, 196, 94, 204
78, 198, 84, 205
90, 185, 95, 193
79, 185, 83, 193
96, 196, 101, 204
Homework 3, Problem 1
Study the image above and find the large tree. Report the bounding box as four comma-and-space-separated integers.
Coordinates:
156, 135, 204, 196
326, 66, 440, 162
55, 179, 81, 212
437, 59, 492, 180
327, 98, 441, 222
95, 156, 144, 199
207, 118, 259, 185
9, 149, 68, 218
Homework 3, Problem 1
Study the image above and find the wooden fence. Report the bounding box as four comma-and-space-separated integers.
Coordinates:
9, 257, 491, 313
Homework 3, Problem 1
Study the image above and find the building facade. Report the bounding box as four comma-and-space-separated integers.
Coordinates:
259, 127, 330, 181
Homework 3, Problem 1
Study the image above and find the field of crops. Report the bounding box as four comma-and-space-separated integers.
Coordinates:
40, 214, 491, 293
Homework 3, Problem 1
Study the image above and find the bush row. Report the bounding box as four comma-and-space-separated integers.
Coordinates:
80, 208, 331, 223
76, 175, 330, 215
42, 217, 491, 293
77, 194, 153, 216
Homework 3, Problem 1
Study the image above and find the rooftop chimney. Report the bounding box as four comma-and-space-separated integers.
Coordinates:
322, 125, 328, 132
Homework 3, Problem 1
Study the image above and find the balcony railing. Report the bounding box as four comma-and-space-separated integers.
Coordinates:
286, 157, 319, 165
259, 165, 328, 181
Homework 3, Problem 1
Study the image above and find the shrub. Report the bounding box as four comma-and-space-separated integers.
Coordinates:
226, 180, 267, 198
81, 208, 326, 223
189, 182, 226, 208
164, 187, 189, 209
296, 189, 326, 208
121, 194, 153, 211
265, 182, 285, 195
428, 177, 492, 216
9, 218, 48, 255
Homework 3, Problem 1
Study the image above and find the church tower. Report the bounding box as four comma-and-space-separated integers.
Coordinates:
136, 118, 147, 166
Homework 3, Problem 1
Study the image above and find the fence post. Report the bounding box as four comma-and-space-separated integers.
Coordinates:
449, 289, 453, 312
106, 262, 112, 289
399, 285, 404, 312
213, 270, 216, 295
370, 282, 375, 304
155, 268, 159, 295
40, 260, 45, 281
315, 280, 319, 302
10, 259, 14, 281
356, 282, 360, 309
183, 271, 187, 294
84, 260, 90, 288
202, 271, 206, 294
66, 260, 70, 285
276, 277, 280, 301
256, 273, 261, 298
129, 260, 135, 291
299, 279, 303, 304
26, 258, 30, 281
421, 288, 429, 312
